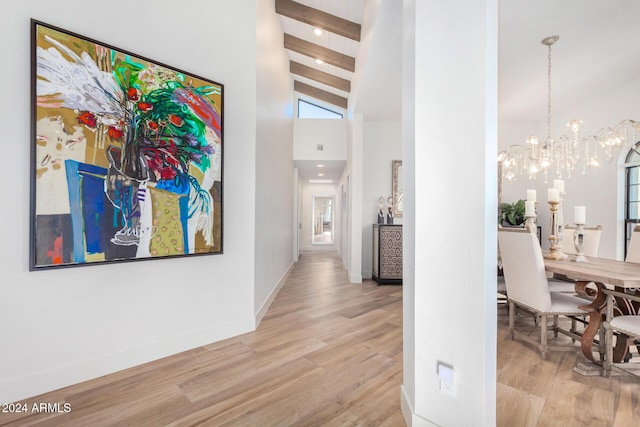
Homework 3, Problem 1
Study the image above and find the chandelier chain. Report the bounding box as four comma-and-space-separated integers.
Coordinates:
547, 41, 552, 143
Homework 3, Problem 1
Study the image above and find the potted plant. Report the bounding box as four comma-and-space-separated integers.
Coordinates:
499, 199, 526, 226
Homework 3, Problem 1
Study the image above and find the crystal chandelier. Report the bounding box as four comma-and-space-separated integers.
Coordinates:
499, 35, 640, 183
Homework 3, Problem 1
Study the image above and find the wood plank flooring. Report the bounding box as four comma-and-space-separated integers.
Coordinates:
0, 250, 403, 426
496, 304, 640, 426
1, 250, 638, 426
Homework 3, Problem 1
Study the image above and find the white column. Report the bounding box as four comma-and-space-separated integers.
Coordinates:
349, 113, 364, 283
402, 0, 498, 425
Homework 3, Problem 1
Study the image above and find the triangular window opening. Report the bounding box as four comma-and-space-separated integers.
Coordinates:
298, 99, 343, 119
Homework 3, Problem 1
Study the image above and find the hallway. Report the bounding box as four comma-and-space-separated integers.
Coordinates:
0, 250, 404, 426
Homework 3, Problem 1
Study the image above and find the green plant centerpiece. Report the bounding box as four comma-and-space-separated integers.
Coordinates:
499, 199, 526, 226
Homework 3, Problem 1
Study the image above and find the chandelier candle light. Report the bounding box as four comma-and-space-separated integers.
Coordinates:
498, 35, 640, 183
573, 206, 587, 262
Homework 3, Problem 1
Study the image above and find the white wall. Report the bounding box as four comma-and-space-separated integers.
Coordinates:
361, 121, 403, 278
402, 1, 498, 425
254, 0, 295, 322
499, 77, 640, 260
301, 183, 339, 250
0, 0, 264, 403
293, 119, 347, 161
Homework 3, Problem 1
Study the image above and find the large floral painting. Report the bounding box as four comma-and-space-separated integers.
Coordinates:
30, 20, 223, 270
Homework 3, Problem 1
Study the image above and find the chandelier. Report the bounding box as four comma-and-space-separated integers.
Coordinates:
499, 35, 640, 182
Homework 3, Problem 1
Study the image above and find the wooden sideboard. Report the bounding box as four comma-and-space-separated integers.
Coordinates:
372, 224, 403, 285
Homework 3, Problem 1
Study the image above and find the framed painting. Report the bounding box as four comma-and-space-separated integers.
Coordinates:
30, 20, 223, 270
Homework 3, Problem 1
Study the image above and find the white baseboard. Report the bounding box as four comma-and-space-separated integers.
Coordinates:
401, 385, 438, 427
254, 262, 293, 327
350, 273, 362, 283
0, 318, 255, 405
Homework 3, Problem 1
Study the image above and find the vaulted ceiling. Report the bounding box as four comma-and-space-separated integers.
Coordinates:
275, 0, 640, 183
275, 0, 366, 111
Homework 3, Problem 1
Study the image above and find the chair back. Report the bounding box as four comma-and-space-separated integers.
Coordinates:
563, 225, 602, 257
498, 227, 552, 312
626, 225, 640, 263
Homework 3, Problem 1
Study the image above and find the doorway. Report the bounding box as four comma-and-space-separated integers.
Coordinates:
312, 195, 334, 245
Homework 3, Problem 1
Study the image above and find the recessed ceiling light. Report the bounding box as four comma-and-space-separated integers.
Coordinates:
318, 173, 324, 177
315, 58, 324, 65
313, 28, 325, 36
309, 179, 333, 184
317, 164, 324, 168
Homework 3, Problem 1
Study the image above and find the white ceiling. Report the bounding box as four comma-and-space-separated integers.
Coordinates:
279, 0, 640, 183
499, 0, 640, 123
293, 159, 346, 182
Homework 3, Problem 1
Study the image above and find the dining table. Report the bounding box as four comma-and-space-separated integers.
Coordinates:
543, 254, 640, 373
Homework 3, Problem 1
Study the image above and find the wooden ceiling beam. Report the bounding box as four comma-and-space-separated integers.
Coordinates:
290, 61, 350, 93
294, 80, 348, 109
284, 34, 355, 72
275, 0, 361, 41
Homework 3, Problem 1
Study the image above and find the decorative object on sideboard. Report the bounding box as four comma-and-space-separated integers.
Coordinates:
377, 197, 385, 224
386, 196, 394, 224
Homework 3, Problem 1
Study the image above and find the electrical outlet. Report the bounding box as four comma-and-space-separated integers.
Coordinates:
440, 378, 455, 396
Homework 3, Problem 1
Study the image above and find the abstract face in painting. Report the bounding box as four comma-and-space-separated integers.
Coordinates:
32, 22, 223, 268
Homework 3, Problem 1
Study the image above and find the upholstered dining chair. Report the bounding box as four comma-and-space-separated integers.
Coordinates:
562, 225, 602, 258
625, 225, 640, 263
548, 225, 603, 294
498, 227, 588, 359
497, 226, 577, 294
604, 291, 640, 379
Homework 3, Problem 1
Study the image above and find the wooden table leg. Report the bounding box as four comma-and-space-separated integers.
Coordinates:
578, 282, 607, 361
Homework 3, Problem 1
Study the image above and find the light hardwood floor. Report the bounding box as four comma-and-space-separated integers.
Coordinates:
2, 250, 639, 426
0, 250, 403, 426
496, 303, 640, 426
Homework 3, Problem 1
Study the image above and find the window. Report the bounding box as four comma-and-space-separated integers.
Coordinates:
297, 99, 343, 119
624, 142, 640, 257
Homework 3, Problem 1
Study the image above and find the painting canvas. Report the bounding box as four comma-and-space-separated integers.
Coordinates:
30, 20, 223, 270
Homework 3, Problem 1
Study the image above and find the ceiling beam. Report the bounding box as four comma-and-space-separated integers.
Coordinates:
290, 61, 350, 93
284, 34, 355, 72
294, 80, 347, 109
275, 0, 361, 41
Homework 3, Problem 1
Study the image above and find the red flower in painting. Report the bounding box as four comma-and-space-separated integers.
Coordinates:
147, 120, 158, 131
168, 114, 184, 127
127, 88, 139, 100
77, 111, 97, 128
108, 126, 124, 140
137, 102, 153, 111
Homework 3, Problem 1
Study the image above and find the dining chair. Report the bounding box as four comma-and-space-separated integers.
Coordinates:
562, 225, 602, 258
625, 225, 640, 263
498, 227, 588, 359
549, 225, 603, 294
604, 290, 640, 379
497, 225, 575, 295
